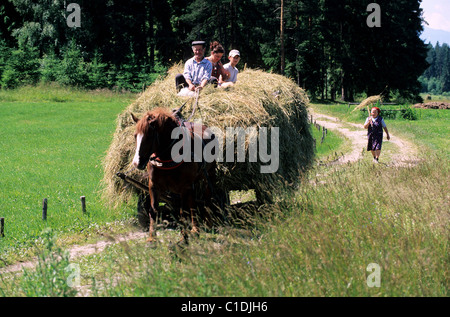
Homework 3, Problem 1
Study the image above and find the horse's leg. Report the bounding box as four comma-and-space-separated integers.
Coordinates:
186, 186, 199, 235
204, 162, 216, 202
179, 194, 189, 244
190, 207, 199, 234
194, 161, 216, 228
179, 187, 198, 243
147, 184, 158, 243
203, 164, 216, 227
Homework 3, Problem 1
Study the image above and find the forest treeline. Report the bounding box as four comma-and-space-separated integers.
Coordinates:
419, 42, 450, 95
0, 0, 435, 100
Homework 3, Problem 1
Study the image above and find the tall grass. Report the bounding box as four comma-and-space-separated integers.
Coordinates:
49, 155, 446, 297
310, 123, 344, 160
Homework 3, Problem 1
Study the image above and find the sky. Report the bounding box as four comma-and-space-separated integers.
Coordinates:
420, 0, 450, 32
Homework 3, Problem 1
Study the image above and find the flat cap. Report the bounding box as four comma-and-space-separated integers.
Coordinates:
192, 40, 206, 47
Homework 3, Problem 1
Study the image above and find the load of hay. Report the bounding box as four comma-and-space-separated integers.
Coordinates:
102, 64, 314, 206
352, 95, 383, 113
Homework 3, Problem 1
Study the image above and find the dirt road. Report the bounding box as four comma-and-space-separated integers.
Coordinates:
310, 110, 418, 166
0, 231, 148, 274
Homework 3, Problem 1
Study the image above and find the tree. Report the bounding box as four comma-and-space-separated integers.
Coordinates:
280, 0, 285, 75
9, 0, 68, 55
0, 0, 431, 99
0, 1, 21, 46
317, 0, 428, 100
1, 45, 40, 88
421, 43, 450, 93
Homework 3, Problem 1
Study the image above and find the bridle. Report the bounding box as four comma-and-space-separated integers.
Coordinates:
140, 116, 187, 171
150, 119, 188, 170
138, 90, 201, 171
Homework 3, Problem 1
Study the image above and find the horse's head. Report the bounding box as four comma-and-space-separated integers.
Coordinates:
131, 108, 177, 170
131, 111, 159, 170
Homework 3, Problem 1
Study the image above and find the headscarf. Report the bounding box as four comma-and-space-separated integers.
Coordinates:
371, 107, 381, 115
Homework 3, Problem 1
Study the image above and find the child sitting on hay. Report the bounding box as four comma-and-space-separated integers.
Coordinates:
220, 49, 241, 89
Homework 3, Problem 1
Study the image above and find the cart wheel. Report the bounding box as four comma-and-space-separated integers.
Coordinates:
214, 188, 230, 210
255, 188, 273, 205
211, 188, 230, 223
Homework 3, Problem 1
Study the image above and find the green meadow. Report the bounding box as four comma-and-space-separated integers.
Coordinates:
0, 86, 448, 297
0, 85, 137, 262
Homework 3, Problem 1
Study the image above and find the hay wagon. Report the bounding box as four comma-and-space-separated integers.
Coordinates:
102, 65, 314, 228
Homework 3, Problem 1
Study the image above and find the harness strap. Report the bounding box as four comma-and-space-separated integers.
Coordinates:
150, 91, 205, 174
173, 89, 200, 122
186, 90, 200, 122
149, 118, 197, 171
150, 155, 184, 170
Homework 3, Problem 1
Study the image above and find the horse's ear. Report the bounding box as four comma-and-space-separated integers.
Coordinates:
131, 113, 139, 123
147, 115, 158, 130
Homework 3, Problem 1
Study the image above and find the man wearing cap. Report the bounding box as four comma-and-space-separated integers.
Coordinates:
176, 41, 213, 92
220, 49, 241, 88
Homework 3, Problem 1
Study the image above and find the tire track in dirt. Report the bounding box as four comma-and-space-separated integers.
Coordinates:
0, 231, 148, 274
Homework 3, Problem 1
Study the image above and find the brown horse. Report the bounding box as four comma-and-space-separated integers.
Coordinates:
131, 108, 216, 243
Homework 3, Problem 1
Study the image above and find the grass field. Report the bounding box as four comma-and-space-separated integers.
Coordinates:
0, 85, 137, 263
0, 87, 448, 297
419, 93, 450, 103
310, 120, 346, 161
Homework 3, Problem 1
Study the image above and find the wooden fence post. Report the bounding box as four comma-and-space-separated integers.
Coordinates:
1, 217, 4, 237
42, 198, 48, 221
80, 196, 86, 214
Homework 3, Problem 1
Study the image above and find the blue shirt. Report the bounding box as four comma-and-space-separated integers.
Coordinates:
183, 57, 212, 85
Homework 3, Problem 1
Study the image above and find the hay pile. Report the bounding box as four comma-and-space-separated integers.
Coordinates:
102, 64, 314, 205
414, 102, 450, 109
352, 95, 382, 113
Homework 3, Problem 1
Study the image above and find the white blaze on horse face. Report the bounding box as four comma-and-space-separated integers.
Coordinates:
132, 133, 144, 168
